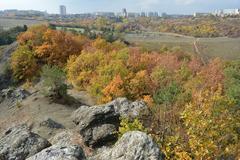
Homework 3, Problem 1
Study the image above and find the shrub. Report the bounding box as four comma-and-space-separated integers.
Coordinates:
181, 87, 240, 159
153, 82, 182, 105
66, 51, 104, 90
118, 118, 147, 138
224, 61, 240, 105
41, 65, 67, 99
11, 45, 38, 81
0, 26, 27, 45
102, 75, 125, 103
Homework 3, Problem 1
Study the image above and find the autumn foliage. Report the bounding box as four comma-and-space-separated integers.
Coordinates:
35, 29, 87, 66
11, 25, 88, 81
11, 45, 38, 81
11, 25, 240, 159
182, 87, 240, 159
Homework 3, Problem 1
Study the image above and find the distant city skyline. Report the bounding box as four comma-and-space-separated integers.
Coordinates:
0, 0, 240, 14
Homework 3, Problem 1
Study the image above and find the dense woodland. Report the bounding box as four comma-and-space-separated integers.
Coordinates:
8, 25, 240, 159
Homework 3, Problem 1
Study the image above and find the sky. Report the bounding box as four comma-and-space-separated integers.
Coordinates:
0, 0, 240, 14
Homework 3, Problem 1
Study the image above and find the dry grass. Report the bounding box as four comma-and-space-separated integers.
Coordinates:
124, 32, 240, 60
0, 18, 45, 30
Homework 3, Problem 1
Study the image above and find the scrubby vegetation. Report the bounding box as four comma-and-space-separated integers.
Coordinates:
40, 65, 68, 100
11, 45, 38, 81
118, 118, 147, 138
0, 25, 27, 45
9, 25, 240, 159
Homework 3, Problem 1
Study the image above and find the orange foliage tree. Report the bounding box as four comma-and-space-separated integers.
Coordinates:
102, 75, 125, 103
35, 29, 87, 66
17, 25, 48, 48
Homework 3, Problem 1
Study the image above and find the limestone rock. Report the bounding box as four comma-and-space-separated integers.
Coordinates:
71, 98, 149, 148
50, 130, 92, 156
90, 131, 164, 160
27, 145, 86, 160
110, 97, 149, 118
39, 118, 65, 129
71, 105, 119, 148
0, 88, 30, 106
0, 124, 51, 160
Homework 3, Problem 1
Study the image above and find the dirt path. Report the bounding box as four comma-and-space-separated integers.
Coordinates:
194, 38, 206, 65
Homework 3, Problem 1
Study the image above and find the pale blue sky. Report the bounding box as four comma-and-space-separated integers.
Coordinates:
0, 0, 240, 14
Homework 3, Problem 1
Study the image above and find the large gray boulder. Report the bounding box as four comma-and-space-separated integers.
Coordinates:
71, 98, 149, 148
27, 144, 86, 160
0, 124, 51, 160
90, 131, 164, 160
50, 130, 82, 146
50, 130, 92, 156
109, 97, 149, 118
72, 105, 119, 148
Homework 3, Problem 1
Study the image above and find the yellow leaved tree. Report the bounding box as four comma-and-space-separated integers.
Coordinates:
181, 86, 240, 159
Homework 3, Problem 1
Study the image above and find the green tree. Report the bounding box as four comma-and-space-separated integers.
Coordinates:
41, 65, 67, 100
153, 82, 182, 105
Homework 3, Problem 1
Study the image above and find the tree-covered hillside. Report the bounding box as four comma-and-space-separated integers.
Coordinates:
8, 25, 240, 159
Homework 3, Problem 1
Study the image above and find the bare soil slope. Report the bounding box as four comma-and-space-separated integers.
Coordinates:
0, 88, 95, 140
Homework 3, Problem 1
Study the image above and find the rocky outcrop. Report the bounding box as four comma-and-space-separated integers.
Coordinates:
72, 105, 119, 148
50, 130, 92, 156
90, 131, 164, 160
109, 97, 149, 118
71, 98, 149, 148
0, 88, 30, 106
0, 124, 51, 160
50, 130, 82, 146
39, 118, 65, 129
27, 144, 86, 160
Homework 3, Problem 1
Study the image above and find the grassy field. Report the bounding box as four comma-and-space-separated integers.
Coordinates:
56, 26, 85, 33
124, 32, 240, 61
56, 26, 103, 34
198, 37, 240, 60
0, 18, 46, 30
125, 32, 195, 53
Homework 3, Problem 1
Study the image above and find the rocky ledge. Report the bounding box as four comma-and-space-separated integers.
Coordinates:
0, 98, 164, 160
0, 125, 51, 160
27, 145, 86, 160
71, 98, 149, 148
0, 88, 30, 107
90, 131, 164, 160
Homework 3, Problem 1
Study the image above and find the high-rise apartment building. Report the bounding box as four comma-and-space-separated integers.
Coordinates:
60, 5, 66, 16
122, 8, 127, 18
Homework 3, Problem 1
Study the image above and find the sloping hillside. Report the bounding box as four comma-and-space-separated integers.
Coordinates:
0, 42, 18, 90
